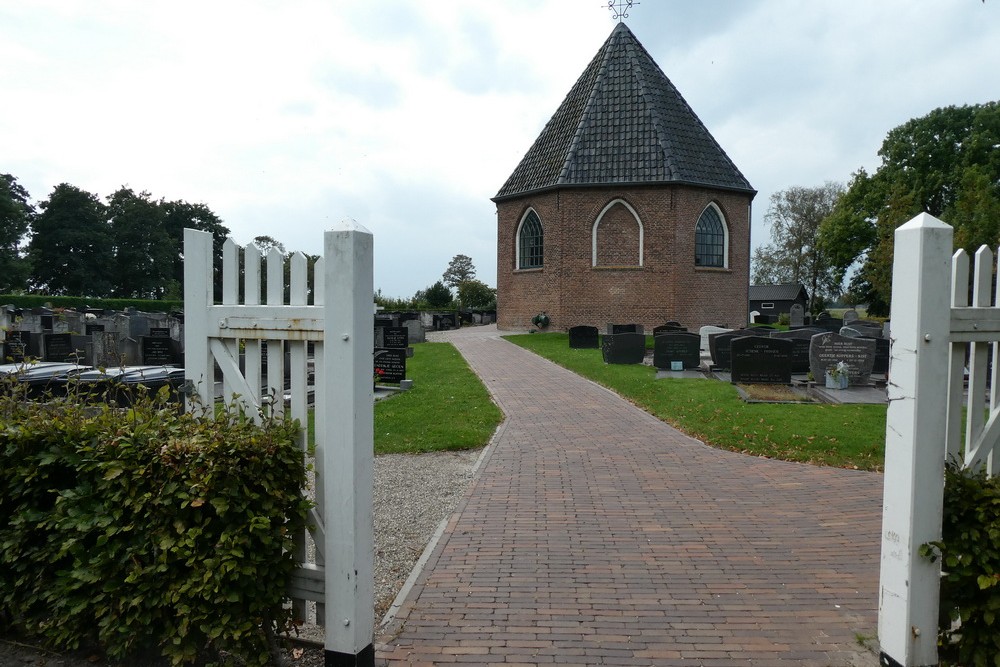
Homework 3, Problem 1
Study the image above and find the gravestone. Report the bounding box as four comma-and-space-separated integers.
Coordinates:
709, 331, 746, 370
749, 310, 761, 323
665, 321, 683, 328
141, 336, 179, 366
601, 332, 645, 364
149, 327, 170, 338
816, 317, 844, 333
374, 348, 406, 383
43, 333, 75, 362
731, 336, 793, 384
789, 303, 805, 327
85, 323, 105, 336
93, 332, 122, 368
840, 327, 863, 338
883, 321, 891, 339
870, 337, 890, 375
699, 326, 733, 353
3, 330, 28, 362
769, 329, 813, 373
380, 327, 409, 349
607, 323, 643, 335
403, 319, 426, 344
568, 325, 600, 349
652, 324, 687, 336
852, 323, 884, 339
809, 333, 877, 385
842, 309, 859, 324
653, 332, 701, 370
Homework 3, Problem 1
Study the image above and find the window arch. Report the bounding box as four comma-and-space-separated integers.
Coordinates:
592, 199, 643, 267
516, 209, 543, 269
695, 204, 728, 268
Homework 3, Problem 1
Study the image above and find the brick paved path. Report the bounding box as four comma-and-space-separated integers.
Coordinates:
378, 326, 882, 666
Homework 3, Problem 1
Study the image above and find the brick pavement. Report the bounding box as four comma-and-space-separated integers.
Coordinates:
377, 326, 882, 666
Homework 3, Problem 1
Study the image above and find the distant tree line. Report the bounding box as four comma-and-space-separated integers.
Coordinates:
0, 176, 229, 299
375, 254, 497, 311
752, 101, 1000, 316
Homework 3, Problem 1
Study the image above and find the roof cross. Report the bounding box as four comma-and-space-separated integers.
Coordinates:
606, 0, 638, 22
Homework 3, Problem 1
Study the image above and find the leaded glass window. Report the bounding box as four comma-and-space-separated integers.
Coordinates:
695, 206, 726, 268
519, 211, 543, 269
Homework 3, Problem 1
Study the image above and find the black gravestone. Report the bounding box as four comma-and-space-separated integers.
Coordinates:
85, 323, 105, 335
769, 330, 813, 373
653, 332, 700, 370
568, 326, 600, 349
870, 337, 890, 375
141, 336, 178, 366
609, 323, 640, 335
3, 331, 28, 362
731, 336, 793, 384
149, 327, 170, 338
652, 324, 687, 336
709, 331, 751, 370
601, 333, 645, 364
381, 326, 409, 349
43, 333, 75, 362
809, 333, 876, 385
374, 348, 406, 383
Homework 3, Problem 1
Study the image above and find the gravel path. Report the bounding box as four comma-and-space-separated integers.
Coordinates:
0, 448, 485, 666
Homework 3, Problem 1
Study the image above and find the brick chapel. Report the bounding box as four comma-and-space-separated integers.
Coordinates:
493, 22, 756, 332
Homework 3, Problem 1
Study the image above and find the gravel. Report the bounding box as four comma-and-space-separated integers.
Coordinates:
0, 448, 485, 667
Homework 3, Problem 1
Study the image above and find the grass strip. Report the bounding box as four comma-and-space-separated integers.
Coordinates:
505, 332, 886, 471
373, 341, 502, 454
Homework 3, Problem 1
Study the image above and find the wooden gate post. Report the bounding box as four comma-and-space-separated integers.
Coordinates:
879, 213, 952, 667
322, 220, 375, 667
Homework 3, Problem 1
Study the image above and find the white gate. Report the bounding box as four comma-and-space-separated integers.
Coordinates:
183, 223, 375, 666
879, 213, 1000, 667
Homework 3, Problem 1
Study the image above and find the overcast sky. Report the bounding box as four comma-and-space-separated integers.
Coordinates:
3, 0, 999, 299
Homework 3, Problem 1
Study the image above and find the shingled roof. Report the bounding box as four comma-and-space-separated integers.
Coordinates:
493, 23, 754, 202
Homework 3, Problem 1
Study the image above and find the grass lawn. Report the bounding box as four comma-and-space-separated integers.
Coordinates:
373, 342, 502, 454
505, 332, 887, 471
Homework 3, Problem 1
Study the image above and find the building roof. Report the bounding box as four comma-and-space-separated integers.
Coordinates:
749, 283, 809, 302
493, 22, 755, 202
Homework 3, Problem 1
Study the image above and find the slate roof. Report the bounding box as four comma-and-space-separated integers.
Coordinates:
749, 283, 809, 302
493, 23, 755, 202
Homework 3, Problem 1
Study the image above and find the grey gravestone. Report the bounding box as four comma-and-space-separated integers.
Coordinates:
119, 338, 140, 366
809, 333, 876, 385
93, 332, 122, 367
141, 336, 179, 365
699, 326, 732, 353
601, 333, 645, 364
568, 325, 600, 349
403, 319, 426, 344
789, 303, 805, 327
607, 323, 643, 335
710, 331, 746, 370
842, 309, 859, 324
731, 336, 793, 384
769, 329, 813, 373
43, 333, 75, 362
381, 326, 408, 349
374, 348, 406, 383
653, 332, 700, 370
840, 327, 864, 338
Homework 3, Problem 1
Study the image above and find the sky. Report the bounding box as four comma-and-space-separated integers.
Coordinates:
3, 0, 999, 299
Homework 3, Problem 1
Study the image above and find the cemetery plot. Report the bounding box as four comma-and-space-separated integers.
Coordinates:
730, 336, 793, 385
568, 325, 600, 349
43, 333, 76, 362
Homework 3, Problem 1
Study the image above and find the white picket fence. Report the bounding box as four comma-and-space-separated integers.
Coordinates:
879, 212, 1000, 667
183, 223, 375, 665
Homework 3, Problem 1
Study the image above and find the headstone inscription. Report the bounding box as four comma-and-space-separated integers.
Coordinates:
769, 330, 813, 373
789, 303, 805, 327
568, 325, 600, 349
141, 336, 178, 366
653, 332, 700, 370
3, 330, 27, 362
731, 336, 793, 385
601, 332, 645, 364
43, 333, 75, 362
374, 348, 406, 383
381, 327, 409, 349
809, 333, 876, 385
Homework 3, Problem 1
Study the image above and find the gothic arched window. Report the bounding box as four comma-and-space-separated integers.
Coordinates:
695, 204, 728, 268
517, 210, 544, 269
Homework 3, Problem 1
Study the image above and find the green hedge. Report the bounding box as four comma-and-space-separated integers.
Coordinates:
0, 388, 311, 665
922, 463, 1000, 665
0, 294, 183, 312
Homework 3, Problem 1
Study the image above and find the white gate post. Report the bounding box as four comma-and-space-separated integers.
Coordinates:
322, 220, 375, 667
879, 213, 952, 667
183, 229, 214, 411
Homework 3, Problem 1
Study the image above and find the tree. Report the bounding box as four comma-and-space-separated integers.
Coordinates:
0, 174, 33, 293
107, 187, 174, 299
161, 199, 229, 299
424, 281, 453, 308
819, 102, 1000, 315
442, 254, 476, 289
457, 279, 496, 310
28, 184, 113, 296
751, 182, 844, 313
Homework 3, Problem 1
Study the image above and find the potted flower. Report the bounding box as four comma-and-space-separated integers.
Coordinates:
825, 361, 850, 389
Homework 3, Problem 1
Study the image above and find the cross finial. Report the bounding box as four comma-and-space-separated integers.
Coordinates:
607, 0, 638, 22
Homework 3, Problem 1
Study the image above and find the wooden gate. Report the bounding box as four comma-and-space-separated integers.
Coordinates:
184, 223, 375, 666
879, 212, 1000, 666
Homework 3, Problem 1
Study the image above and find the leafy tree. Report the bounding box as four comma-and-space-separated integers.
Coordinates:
107, 187, 175, 299
442, 254, 476, 289
457, 279, 496, 310
161, 199, 229, 299
0, 174, 34, 292
819, 102, 1000, 315
424, 280, 453, 308
28, 184, 113, 296
751, 182, 843, 313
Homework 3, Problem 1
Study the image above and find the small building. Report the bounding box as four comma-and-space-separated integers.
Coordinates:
748, 283, 809, 320
493, 22, 756, 332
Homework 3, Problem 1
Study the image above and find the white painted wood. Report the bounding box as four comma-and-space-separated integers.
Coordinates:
946, 250, 969, 463
183, 229, 214, 411
244, 244, 263, 413
266, 248, 284, 417
965, 247, 993, 470
221, 240, 240, 406
879, 212, 951, 666
312, 255, 327, 627
322, 220, 374, 656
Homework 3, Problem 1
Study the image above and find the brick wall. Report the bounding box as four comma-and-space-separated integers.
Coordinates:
496, 185, 752, 332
